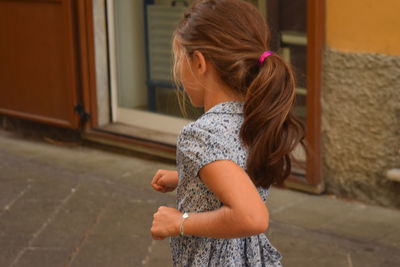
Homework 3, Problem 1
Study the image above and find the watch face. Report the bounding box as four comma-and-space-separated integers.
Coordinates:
183, 213, 189, 219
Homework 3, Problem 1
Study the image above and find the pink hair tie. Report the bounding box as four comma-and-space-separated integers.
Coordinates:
259, 51, 273, 65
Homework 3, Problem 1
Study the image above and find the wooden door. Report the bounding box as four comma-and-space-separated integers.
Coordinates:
0, 0, 82, 128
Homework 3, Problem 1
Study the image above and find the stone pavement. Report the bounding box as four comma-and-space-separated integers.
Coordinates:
1, 129, 400, 267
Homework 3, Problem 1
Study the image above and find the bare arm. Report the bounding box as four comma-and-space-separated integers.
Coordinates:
151, 161, 268, 239
182, 160, 268, 238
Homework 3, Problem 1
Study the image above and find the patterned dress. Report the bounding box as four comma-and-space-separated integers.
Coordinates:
170, 101, 282, 267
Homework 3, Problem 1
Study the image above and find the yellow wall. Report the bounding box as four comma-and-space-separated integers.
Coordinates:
326, 0, 400, 56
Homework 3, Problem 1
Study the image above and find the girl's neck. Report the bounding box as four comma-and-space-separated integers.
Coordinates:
200, 61, 243, 112
203, 82, 243, 112
203, 94, 242, 112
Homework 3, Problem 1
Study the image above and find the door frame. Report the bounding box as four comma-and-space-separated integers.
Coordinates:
284, 0, 325, 193
75, 0, 99, 130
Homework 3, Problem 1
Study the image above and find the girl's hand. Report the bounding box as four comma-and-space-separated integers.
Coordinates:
151, 169, 179, 193
151, 206, 181, 240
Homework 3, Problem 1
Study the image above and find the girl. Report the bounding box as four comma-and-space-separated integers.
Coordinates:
150, 0, 305, 266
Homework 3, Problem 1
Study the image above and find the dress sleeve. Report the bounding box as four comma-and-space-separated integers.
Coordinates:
177, 123, 232, 179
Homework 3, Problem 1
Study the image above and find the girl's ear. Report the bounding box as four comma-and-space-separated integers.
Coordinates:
192, 50, 207, 76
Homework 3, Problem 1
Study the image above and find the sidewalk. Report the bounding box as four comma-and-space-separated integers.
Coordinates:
0, 129, 400, 267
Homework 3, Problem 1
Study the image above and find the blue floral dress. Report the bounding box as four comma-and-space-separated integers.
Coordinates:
170, 101, 282, 266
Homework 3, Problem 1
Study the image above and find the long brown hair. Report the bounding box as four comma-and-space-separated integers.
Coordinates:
173, 0, 306, 188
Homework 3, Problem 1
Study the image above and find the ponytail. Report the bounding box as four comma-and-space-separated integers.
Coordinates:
240, 53, 306, 188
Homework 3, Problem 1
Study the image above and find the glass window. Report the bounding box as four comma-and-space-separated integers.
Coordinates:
106, 1, 278, 137
102, 0, 313, 182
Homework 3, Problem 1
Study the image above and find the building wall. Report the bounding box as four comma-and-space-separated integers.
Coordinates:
326, 0, 400, 56
322, 0, 400, 207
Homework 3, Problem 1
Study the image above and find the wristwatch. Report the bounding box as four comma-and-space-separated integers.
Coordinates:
179, 212, 190, 236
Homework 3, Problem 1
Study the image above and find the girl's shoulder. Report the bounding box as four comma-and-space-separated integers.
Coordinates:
177, 101, 244, 154
180, 101, 244, 138
177, 119, 217, 147
176, 103, 247, 179
178, 113, 240, 145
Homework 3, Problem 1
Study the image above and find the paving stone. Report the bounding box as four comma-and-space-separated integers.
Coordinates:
69, 199, 166, 267
0, 175, 32, 211
0, 236, 28, 266
269, 191, 359, 229
267, 186, 314, 212
13, 248, 71, 267
318, 203, 400, 244
29, 183, 111, 250
379, 227, 400, 250
143, 239, 172, 266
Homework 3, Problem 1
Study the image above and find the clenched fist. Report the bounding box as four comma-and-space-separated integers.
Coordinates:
151, 169, 179, 193
151, 206, 182, 240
